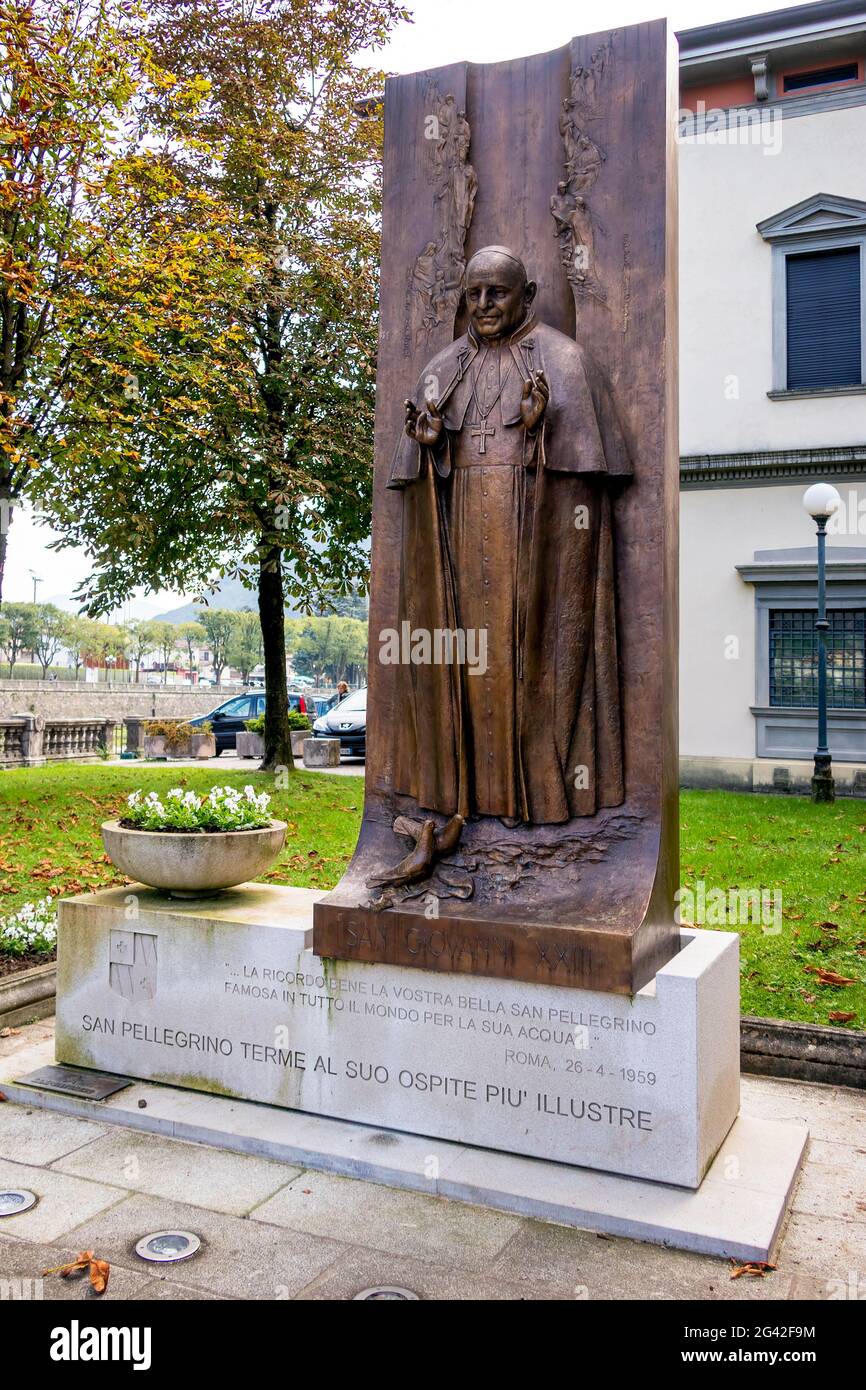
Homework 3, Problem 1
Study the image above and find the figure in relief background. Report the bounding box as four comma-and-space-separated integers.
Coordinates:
552, 40, 613, 302
410, 85, 477, 344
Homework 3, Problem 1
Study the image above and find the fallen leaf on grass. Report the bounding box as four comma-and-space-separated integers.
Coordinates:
803, 966, 858, 986
817, 921, 841, 932
828, 1012, 856, 1024
43, 1251, 110, 1295
817, 969, 858, 986
730, 1261, 776, 1280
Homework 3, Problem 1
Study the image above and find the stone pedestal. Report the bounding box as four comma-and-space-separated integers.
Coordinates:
303, 738, 340, 768
12, 711, 46, 767
55, 885, 744, 1189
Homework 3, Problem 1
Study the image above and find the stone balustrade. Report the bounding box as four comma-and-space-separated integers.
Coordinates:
0, 714, 118, 767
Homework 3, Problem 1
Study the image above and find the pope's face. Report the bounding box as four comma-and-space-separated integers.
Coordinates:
465, 260, 527, 341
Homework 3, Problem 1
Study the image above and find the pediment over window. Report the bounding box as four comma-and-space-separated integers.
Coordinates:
757, 193, 866, 242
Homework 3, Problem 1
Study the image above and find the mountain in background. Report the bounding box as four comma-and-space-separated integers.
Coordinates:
154, 579, 369, 624
43, 593, 164, 622
152, 577, 261, 623
39, 576, 368, 625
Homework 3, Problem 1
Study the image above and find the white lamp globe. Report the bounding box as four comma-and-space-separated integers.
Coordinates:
803, 482, 841, 520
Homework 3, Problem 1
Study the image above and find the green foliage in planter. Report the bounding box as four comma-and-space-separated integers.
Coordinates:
244, 712, 310, 734
143, 719, 212, 746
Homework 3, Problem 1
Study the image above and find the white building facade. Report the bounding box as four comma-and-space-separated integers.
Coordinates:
678, 0, 866, 792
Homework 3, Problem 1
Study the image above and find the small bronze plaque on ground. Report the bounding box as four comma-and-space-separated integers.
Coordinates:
18, 1065, 132, 1101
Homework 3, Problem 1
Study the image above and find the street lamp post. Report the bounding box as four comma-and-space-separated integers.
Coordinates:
802, 483, 842, 804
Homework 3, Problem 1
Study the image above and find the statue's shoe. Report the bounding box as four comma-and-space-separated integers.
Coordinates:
434, 814, 464, 854
367, 819, 436, 888
392, 812, 463, 855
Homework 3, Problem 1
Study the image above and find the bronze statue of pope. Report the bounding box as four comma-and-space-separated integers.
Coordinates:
388, 245, 631, 831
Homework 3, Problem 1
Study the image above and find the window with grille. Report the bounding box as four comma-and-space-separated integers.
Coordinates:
769, 608, 866, 709
786, 246, 862, 390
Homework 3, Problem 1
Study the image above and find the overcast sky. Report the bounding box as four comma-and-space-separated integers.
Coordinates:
6, 0, 799, 610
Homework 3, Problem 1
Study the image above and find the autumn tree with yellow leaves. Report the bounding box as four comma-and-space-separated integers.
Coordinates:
23, 0, 407, 771
0, 0, 251, 603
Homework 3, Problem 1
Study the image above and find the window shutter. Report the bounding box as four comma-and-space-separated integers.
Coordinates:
786, 246, 861, 390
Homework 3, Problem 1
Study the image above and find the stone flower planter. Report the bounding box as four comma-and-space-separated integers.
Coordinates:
0, 959, 57, 1027
236, 731, 264, 760
142, 733, 216, 760
237, 730, 310, 758
101, 819, 287, 897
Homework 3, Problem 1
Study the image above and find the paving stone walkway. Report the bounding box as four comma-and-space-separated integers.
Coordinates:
0, 1019, 863, 1301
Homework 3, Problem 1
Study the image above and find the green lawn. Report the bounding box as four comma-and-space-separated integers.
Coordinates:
680, 790, 865, 1029
0, 764, 863, 1028
0, 762, 364, 908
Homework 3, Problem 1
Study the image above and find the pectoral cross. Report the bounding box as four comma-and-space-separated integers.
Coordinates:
471, 420, 495, 455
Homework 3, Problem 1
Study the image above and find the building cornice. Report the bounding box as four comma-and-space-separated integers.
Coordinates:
737, 560, 866, 583
677, 1, 866, 61
680, 444, 866, 489
679, 81, 866, 133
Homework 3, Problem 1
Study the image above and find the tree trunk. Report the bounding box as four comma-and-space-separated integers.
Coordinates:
0, 488, 10, 608
258, 541, 292, 772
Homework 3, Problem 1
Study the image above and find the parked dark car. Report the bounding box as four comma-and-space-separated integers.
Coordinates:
189, 691, 311, 755
312, 686, 366, 758
312, 691, 348, 718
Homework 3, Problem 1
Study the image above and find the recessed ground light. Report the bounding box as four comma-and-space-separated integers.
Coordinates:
134, 1230, 201, 1263
353, 1286, 420, 1300
0, 1189, 37, 1216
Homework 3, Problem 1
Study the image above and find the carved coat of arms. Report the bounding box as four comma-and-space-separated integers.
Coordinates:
109, 930, 158, 1001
